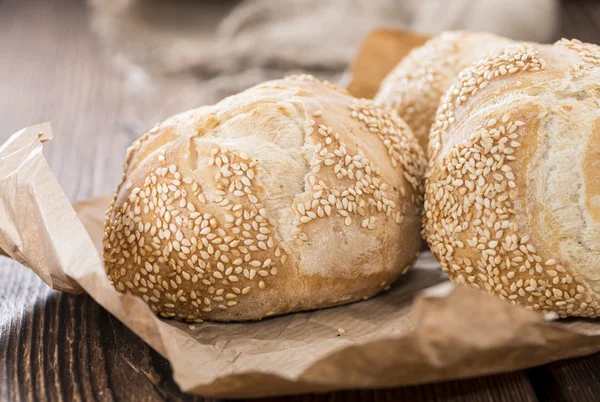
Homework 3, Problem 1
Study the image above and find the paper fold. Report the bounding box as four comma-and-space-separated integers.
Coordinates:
0, 123, 83, 293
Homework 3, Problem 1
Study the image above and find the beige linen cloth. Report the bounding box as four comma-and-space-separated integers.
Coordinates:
87, 0, 559, 113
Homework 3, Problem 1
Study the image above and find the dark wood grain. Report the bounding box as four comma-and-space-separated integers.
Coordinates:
0, 0, 599, 401
560, 0, 600, 43
527, 354, 600, 402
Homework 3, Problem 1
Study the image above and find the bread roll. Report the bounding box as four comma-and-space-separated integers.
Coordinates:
375, 31, 514, 151
103, 76, 426, 322
424, 39, 600, 317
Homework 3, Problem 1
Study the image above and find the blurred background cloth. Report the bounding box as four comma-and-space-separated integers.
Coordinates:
87, 0, 559, 114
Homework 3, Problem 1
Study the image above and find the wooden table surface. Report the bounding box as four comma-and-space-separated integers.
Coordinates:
2, 0, 600, 401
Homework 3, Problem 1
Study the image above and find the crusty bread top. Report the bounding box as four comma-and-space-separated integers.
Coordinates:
103, 76, 426, 321
375, 31, 514, 151
424, 39, 600, 317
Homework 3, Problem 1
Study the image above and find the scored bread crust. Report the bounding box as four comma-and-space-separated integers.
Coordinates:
103, 76, 426, 322
424, 39, 600, 317
375, 31, 515, 151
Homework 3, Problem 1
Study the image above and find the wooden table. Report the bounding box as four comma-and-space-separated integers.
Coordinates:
2, 0, 600, 400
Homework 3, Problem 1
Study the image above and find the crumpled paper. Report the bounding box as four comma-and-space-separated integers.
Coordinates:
3, 31, 600, 399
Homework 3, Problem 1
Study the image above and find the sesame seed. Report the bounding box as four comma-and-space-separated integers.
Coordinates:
104, 77, 433, 322
420, 41, 600, 317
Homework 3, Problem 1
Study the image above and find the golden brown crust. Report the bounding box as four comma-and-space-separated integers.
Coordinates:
375, 31, 515, 151
424, 40, 600, 318
103, 75, 426, 322
584, 120, 600, 221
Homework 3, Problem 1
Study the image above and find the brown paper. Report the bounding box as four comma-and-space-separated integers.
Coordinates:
347, 29, 431, 99
4, 31, 600, 398
4, 123, 600, 400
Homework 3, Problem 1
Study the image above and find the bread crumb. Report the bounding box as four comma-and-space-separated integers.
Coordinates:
337, 328, 346, 334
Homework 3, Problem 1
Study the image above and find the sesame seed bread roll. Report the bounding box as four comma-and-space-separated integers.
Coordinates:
375, 31, 515, 151
424, 39, 600, 318
103, 76, 426, 322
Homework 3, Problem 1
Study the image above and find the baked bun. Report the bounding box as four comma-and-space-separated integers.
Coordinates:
424, 39, 600, 317
103, 76, 426, 322
375, 31, 514, 151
